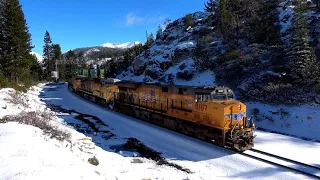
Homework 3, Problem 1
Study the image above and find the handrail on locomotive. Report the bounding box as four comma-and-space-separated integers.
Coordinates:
231, 116, 255, 139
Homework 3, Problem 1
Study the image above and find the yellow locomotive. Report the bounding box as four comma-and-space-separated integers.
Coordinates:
69, 72, 255, 151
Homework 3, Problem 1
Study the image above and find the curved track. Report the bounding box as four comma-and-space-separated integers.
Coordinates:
241, 149, 320, 179
67, 85, 319, 179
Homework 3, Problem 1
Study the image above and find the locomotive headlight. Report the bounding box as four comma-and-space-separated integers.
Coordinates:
241, 125, 244, 129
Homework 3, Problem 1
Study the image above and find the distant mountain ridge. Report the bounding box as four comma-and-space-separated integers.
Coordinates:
102, 41, 142, 49
59, 41, 142, 65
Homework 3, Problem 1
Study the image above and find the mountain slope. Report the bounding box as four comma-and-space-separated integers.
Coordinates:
117, 12, 216, 87
112, 1, 320, 105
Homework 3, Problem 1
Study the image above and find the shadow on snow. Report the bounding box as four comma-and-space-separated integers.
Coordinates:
38, 83, 320, 177
39, 83, 196, 173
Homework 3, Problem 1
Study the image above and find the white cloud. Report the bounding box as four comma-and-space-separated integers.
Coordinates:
118, 12, 167, 27
126, 12, 144, 25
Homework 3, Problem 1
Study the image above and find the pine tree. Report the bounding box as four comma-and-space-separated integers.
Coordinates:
163, 18, 171, 29
52, 44, 61, 61
285, 12, 319, 86
0, 1, 5, 74
43, 30, 54, 79
30, 54, 43, 82
204, 0, 219, 13
194, 40, 207, 70
148, 33, 155, 45
184, 14, 194, 27
52, 44, 65, 80
156, 25, 162, 40
245, 0, 280, 44
314, 0, 319, 8
144, 31, 155, 51
65, 50, 77, 80
0, 0, 34, 84
219, 0, 232, 36
207, 15, 213, 27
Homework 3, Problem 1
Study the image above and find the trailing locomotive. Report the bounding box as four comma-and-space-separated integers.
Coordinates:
68, 68, 255, 151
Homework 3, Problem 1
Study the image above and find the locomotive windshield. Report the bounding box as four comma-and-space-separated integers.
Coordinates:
212, 94, 226, 100
227, 93, 234, 100
211, 88, 235, 101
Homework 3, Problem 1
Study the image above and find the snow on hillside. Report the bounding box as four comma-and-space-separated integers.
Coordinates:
278, 0, 295, 34
102, 41, 142, 49
247, 102, 320, 142
117, 12, 216, 87
118, 58, 216, 86
86, 58, 112, 66
83, 48, 101, 57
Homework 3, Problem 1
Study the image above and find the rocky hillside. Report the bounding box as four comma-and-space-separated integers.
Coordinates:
117, 12, 216, 86
114, 0, 320, 105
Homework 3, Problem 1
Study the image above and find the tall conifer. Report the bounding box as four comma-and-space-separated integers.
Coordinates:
156, 25, 162, 40
204, 0, 219, 12
43, 30, 54, 79
0, 0, 33, 84
285, 12, 319, 86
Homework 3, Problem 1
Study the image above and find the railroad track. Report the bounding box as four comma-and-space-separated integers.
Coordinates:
68, 86, 320, 178
241, 148, 320, 179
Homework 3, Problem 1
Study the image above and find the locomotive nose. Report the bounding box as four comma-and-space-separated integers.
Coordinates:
226, 102, 247, 122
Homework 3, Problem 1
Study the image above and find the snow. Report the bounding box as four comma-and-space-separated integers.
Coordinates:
86, 58, 112, 66
254, 131, 320, 169
0, 83, 319, 179
164, 58, 215, 86
118, 72, 145, 83
83, 48, 101, 57
243, 145, 320, 177
117, 11, 217, 86
174, 70, 215, 86
278, 0, 295, 33
117, 58, 216, 87
0, 122, 102, 180
193, 11, 211, 21
102, 41, 142, 49
247, 102, 320, 142
176, 41, 196, 49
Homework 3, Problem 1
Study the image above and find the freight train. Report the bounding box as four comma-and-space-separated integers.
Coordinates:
68, 67, 255, 151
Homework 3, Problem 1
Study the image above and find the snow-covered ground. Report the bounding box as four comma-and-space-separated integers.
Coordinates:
0, 83, 319, 180
254, 131, 320, 169
247, 103, 320, 142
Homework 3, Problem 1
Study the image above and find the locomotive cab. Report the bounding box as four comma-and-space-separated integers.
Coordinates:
213, 88, 255, 151
194, 86, 255, 151
211, 87, 235, 101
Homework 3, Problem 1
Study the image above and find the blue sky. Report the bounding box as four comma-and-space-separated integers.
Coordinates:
20, 0, 207, 54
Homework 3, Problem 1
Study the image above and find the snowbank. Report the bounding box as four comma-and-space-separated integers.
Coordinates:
247, 102, 320, 142
0, 122, 103, 180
